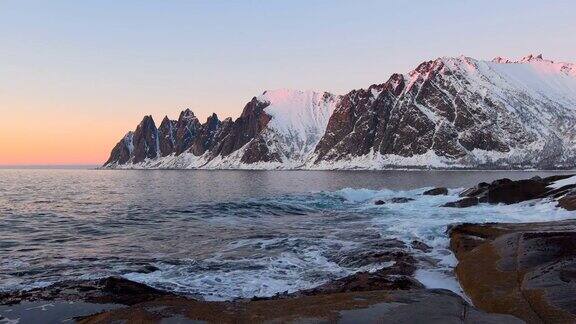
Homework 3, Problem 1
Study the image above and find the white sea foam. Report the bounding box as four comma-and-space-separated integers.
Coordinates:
330, 187, 575, 296
4, 183, 575, 302
117, 187, 576, 301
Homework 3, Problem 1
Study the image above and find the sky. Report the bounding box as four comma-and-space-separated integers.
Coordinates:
1, 0, 575, 165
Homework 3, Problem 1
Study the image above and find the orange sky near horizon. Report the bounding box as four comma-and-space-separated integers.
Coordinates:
0, 108, 128, 165
2, 1, 574, 165
0, 102, 235, 166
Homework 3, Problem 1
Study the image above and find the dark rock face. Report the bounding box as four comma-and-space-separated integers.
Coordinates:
450, 220, 576, 323
173, 109, 202, 155
411, 240, 432, 253
104, 132, 133, 166
375, 197, 415, 205
559, 192, 576, 210
390, 197, 415, 203
314, 77, 407, 162
423, 187, 448, 196
156, 111, 225, 159
158, 116, 176, 157
190, 113, 221, 156
0, 277, 172, 306
443, 175, 575, 208
212, 97, 278, 164
104, 55, 576, 169
312, 58, 539, 166
131, 116, 159, 163
103, 99, 278, 166
443, 197, 479, 208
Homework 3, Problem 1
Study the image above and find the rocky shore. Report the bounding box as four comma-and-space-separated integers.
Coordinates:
1, 276, 519, 323
450, 220, 576, 323
2, 175, 575, 323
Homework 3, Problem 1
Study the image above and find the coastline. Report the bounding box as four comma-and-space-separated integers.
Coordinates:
2, 174, 575, 323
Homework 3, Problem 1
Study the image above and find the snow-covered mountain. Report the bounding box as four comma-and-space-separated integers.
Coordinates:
104, 54, 576, 170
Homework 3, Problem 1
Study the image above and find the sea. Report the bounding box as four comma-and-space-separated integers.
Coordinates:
1, 168, 574, 301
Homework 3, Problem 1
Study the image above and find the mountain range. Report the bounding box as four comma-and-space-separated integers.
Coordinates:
103, 54, 576, 170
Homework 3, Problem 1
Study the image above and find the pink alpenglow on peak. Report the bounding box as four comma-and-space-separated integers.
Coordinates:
104, 54, 576, 170
491, 54, 575, 76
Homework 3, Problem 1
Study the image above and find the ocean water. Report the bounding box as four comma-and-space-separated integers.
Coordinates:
0, 168, 574, 301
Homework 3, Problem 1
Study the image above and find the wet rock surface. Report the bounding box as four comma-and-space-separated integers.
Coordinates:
558, 192, 576, 211
443, 197, 479, 208
450, 220, 576, 323
374, 197, 415, 205
443, 175, 575, 208
0, 277, 173, 306
411, 240, 433, 253
390, 197, 415, 203
0, 245, 521, 323
423, 187, 449, 196
296, 250, 422, 296
77, 289, 521, 324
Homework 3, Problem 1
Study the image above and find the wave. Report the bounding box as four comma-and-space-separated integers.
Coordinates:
2, 185, 574, 301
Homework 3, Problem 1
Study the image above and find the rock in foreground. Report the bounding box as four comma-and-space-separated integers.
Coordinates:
0, 270, 521, 323
0, 277, 173, 306
443, 175, 576, 208
79, 289, 521, 324
450, 220, 576, 323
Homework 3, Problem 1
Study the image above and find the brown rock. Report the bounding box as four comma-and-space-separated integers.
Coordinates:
449, 220, 576, 323
78, 289, 520, 324
558, 193, 576, 211
0, 277, 172, 306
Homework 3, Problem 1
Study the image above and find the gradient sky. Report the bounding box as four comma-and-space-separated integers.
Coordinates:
1, 0, 575, 165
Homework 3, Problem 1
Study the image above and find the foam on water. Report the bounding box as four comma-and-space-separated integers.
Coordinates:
2, 179, 575, 301
330, 187, 574, 293
115, 187, 576, 301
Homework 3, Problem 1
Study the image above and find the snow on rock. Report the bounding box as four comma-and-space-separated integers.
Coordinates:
103, 54, 576, 170
258, 89, 337, 162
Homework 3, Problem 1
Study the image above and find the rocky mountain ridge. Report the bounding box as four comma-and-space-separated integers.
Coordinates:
104, 54, 576, 169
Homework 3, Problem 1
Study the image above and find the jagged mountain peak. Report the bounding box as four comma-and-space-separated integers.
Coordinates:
491, 54, 575, 74
258, 88, 332, 102
520, 53, 544, 62
104, 54, 576, 170
492, 56, 512, 64
160, 115, 173, 126
139, 115, 155, 125
178, 108, 196, 121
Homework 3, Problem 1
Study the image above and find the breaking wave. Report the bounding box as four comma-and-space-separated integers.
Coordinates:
2, 184, 574, 301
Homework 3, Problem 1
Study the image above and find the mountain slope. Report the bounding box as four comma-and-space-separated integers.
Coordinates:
104, 54, 576, 170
